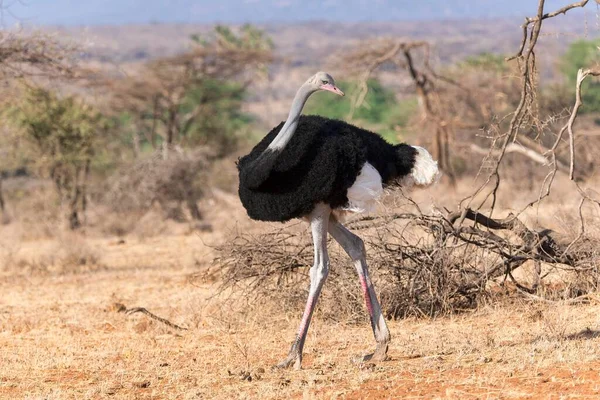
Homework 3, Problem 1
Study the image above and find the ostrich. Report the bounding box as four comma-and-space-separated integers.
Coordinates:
238, 72, 440, 369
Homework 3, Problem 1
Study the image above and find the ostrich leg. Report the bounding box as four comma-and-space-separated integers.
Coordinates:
276, 204, 331, 369
328, 214, 390, 362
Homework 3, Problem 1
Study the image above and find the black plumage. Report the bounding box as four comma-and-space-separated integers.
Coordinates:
238, 115, 418, 222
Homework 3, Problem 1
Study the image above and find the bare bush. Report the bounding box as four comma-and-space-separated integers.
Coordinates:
105, 147, 213, 223
217, 205, 600, 320
214, 227, 372, 322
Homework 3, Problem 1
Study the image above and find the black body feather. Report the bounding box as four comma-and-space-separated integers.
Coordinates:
238, 115, 417, 222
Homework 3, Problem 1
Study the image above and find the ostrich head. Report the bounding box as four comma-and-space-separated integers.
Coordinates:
306, 71, 344, 96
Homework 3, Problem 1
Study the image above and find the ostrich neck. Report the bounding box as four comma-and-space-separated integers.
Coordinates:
267, 84, 315, 151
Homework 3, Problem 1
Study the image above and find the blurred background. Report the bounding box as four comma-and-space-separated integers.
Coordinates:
1, 1, 598, 234
0, 0, 599, 263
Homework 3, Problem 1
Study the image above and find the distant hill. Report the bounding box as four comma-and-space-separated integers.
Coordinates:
7, 0, 586, 26
45, 14, 596, 68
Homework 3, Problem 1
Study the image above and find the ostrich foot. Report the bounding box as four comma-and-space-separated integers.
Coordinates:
274, 343, 302, 369
274, 352, 302, 370
353, 342, 389, 363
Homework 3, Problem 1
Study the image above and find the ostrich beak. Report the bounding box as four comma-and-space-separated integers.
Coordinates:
320, 83, 344, 96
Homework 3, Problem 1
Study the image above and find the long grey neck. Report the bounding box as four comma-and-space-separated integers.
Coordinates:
267, 84, 315, 151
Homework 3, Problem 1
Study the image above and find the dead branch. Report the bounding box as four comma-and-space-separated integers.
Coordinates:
456, 0, 600, 220
465, 0, 547, 214
118, 305, 188, 331
469, 143, 569, 171
507, 1, 591, 61
447, 208, 583, 266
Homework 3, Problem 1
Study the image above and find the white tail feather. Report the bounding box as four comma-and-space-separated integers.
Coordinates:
400, 146, 441, 188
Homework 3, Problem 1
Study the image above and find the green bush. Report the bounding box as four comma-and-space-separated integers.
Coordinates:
560, 39, 600, 113
461, 52, 507, 73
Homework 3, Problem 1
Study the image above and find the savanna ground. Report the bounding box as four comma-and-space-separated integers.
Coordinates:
2, 179, 600, 400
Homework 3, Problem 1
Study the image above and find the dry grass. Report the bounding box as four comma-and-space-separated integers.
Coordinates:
3, 253, 600, 399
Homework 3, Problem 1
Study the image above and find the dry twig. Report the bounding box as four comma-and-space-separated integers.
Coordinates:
114, 303, 188, 331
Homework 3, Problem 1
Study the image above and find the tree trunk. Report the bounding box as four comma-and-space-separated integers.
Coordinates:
69, 209, 81, 230
68, 171, 82, 230
186, 196, 202, 220
150, 96, 159, 150
440, 125, 456, 186
0, 176, 5, 213
167, 109, 177, 146
183, 180, 202, 220
81, 159, 91, 223
67, 164, 87, 230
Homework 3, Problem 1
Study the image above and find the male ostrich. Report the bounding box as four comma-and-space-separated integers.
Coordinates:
238, 72, 439, 369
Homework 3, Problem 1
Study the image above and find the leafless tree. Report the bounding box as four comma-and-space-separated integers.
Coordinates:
105, 147, 213, 222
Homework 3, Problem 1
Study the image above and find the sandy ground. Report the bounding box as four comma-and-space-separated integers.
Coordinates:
2, 192, 600, 399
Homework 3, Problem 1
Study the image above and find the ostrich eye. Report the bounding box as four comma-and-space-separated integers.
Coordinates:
321, 80, 328, 84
